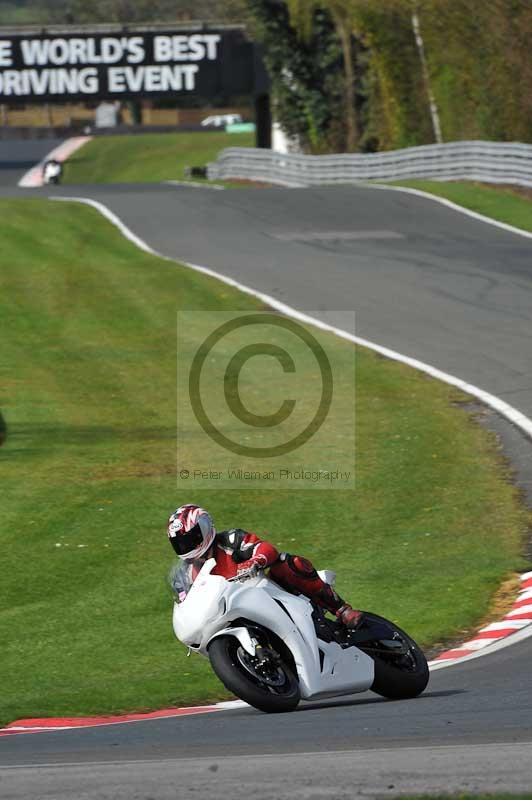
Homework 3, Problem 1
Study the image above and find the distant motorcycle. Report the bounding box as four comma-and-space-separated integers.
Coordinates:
171, 558, 429, 713
42, 159, 63, 185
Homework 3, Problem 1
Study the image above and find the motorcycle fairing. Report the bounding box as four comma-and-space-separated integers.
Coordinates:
173, 559, 374, 701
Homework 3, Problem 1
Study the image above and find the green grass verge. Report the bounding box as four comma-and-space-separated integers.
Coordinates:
62, 131, 254, 185
0, 198, 528, 726
387, 180, 532, 233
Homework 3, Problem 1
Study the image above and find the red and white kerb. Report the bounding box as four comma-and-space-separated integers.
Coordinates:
429, 570, 532, 664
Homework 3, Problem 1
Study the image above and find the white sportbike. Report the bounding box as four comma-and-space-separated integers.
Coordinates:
172, 558, 429, 713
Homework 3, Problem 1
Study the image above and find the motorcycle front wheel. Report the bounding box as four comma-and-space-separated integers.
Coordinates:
208, 634, 301, 713
356, 612, 429, 700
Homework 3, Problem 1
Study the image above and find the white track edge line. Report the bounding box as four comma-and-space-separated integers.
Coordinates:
222, 176, 532, 240
51, 193, 532, 674
164, 180, 225, 191
362, 181, 532, 241
253, 176, 532, 241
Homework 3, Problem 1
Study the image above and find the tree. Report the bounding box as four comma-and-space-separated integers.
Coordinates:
287, 0, 360, 150
248, 0, 355, 152
346, 0, 435, 149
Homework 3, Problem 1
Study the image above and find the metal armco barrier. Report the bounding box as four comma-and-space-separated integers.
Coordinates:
207, 141, 532, 188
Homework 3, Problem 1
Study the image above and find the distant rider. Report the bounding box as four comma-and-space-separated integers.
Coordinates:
167, 504, 362, 629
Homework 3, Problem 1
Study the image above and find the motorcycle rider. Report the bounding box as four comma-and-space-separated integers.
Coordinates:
167, 504, 362, 629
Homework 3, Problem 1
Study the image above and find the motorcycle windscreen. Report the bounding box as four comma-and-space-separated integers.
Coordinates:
168, 559, 205, 601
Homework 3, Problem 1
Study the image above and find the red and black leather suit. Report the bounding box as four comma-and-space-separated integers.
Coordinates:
205, 528, 354, 620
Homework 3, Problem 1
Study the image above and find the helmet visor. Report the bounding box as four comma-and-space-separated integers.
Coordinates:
172, 522, 205, 556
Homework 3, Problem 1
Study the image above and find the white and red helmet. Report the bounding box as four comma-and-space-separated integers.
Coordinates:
167, 504, 215, 560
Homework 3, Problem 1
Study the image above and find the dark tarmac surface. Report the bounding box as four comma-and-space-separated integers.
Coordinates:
1, 637, 532, 766
1, 638, 532, 796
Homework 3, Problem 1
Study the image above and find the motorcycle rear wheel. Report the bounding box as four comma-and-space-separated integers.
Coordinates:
358, 612, 429, 700
208, 634, 301, 713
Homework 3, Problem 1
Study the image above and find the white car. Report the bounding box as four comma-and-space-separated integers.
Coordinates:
201, 113, 243, 128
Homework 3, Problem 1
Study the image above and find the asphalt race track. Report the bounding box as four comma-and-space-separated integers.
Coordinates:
2, 641, 532, 797
0, 139, 61, 186
1, 173, 532, 797
40, 181, 532, 415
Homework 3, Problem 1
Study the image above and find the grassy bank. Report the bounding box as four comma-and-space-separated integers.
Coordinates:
0, 198, 528, 726
388, 180, 532, 234
62, 131, 253, 185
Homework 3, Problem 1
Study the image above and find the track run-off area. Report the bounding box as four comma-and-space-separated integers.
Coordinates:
1, 174, 532, 797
